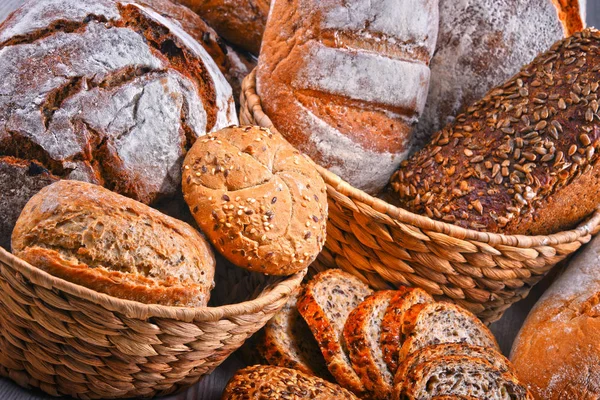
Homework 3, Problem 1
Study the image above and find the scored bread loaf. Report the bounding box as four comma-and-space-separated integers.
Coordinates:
12, 180, 215, 307
221, 365, 359, 400
259, 287, 332, 379
343, 291, 396, 399
182, 125, 328, 276
399, 302, 499, 363
297, 269, 373, 396
413, 0, 584, 147
392, 28, 600, 235
380, 287, 433, 374
257, 0, 439, 194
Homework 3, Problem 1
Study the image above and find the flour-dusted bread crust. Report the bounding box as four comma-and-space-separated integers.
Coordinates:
182, 126, 328, 276
343, 290, 396, 399
413, 0, 583, 147
392, 28, 600, 235
297, 269, 373, 396
380, 287, 433, 374
257, 0, 439, 194
510, 233, 600, 399
399, 302, 499, 363
394, 356, 532, 400
0, 0, 236, 208
12, 180, 215, 307
260, 287, 331, 379
221, 365, 360, 400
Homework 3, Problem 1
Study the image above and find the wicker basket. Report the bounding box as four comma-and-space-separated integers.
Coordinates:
0, 247, 305, 399
240, 69, 600, 323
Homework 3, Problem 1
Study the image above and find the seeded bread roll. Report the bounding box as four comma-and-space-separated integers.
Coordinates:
12, 180, 215, 307
257, 0, 439, 194
259, 287, 332, 379
297, 269, 373, 396
399, 302, 499, 363
380, 288, 433, 374
182, 125, 328, 276
221, 365, 360, 400
392, 28, 600, 235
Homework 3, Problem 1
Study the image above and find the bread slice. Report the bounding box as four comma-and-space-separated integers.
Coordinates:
399, 302, 499, 362
259, 287, 332, 379
394, 344, 513, 393
222, 365, 360, 400
393, 355, 532, 400
380, 287, 433, 374
343, 290, 396, 399
297, 269, 373, 396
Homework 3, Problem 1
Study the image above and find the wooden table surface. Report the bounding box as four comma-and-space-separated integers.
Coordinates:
1, 1, 599, 399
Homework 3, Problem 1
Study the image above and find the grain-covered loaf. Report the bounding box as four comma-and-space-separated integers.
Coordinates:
257, 0, 439, 194
12, 180, 216, 307
510, 233, 600, 399
392, 28, 600, 235
182, 125, 328, 276
221, 365, 359, 400
0, 0, 236, 211
413, 0, 584, 147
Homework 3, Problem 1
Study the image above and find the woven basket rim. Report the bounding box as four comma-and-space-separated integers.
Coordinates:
0, 246, 305, 322
241, 68, 600, 248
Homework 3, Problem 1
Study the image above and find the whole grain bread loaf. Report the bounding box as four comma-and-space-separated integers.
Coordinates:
413, 0, 584, 147
391, 28, 600, 235
221, 365, 359, 400
257, 0, 439, 194
12, 180, 216, 307
182, 125, 328, 276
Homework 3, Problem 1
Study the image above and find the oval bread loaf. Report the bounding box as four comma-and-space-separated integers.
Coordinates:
12, 180, 216, 307
182, 125, 328, 276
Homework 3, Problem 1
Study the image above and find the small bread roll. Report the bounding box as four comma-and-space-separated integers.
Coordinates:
182, 126, 328, 276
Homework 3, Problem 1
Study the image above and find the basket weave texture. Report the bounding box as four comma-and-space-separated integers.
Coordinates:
0, 247, 305, 399
241, 69, 600, 323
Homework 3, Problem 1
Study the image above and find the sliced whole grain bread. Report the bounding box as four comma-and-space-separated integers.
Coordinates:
297, 269, 373, 396
259, 287, 332, 379
393, 355, 532, 400
399, 302, 499, 363
343, 290, 397, 399
380, 287, 433, 374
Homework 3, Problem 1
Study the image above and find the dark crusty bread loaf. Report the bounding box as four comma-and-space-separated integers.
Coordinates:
343, 291, 396, 399
392, 28, 600, 235
12, 180, 215, 307
297, 269, 373, 396
399, 302, 499, 363
259, 287, 332, 379
182, 125, 328, 276
393, 356, 532, 400
0, 156, 58, 250
221, 365, 359, 400
380, 287, 433, 374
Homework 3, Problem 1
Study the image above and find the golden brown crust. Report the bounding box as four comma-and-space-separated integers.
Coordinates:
380, 288, 433, 374
221, 365, 360, 399
182, 125, 328, 276
391, 28, 600, 235
12, 180, 215, 307
552, 0, 586, 36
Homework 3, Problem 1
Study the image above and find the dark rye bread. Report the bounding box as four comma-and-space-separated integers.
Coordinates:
297, 269, 373, 396
399, 302, 499, 363
221, 365, 360, 400
343, 291, 396, 399
259, 287, 332, 379
393, 356, 533, 400
380, 288, 433, 374
391, 28, 600, 235
0, 156, 58, 250
0, 0, 236, 210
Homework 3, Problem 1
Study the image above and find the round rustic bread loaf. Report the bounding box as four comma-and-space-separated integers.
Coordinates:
0, 0, 237, 246
182, 125, 328, 276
